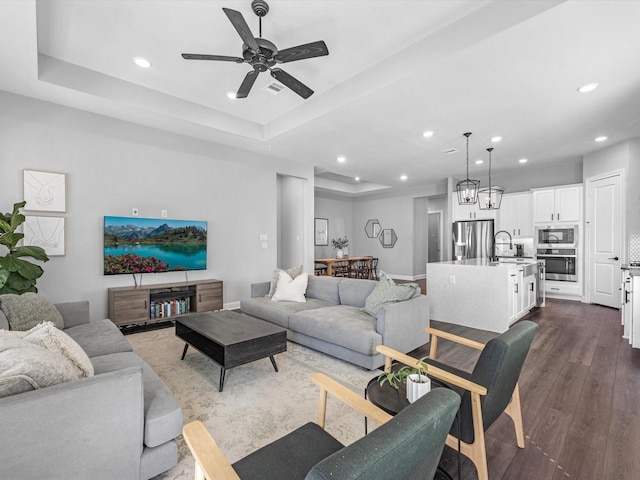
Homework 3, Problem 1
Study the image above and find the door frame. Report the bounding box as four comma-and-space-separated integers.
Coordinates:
584, 169, 625, 306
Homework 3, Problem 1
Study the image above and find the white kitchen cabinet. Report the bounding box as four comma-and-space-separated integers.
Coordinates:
508, 268, 518, 323
453, 199, 497, 221
498, 192, 532, 238
532, 185, 582, 223
511, 266, 536, 322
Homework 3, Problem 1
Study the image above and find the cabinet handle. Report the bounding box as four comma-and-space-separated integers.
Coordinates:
515, 284, 519, 293
551, 213, 554, 221
530, 283, 534, 291
518, 228, 521, 236
557, 213, 560, 221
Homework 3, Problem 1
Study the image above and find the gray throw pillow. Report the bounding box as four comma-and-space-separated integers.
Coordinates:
0, 293, 64, 331
0, 333, 83, 398
363, 271, 418, 316
266, 265, 303, 297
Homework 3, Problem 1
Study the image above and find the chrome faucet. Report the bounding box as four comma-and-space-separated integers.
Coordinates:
492, 230, 513, 261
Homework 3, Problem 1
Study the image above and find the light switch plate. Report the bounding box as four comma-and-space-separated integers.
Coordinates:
259, 233, 268, 241
161, 210, 168, 218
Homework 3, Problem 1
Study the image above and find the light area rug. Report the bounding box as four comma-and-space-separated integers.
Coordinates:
127, 327, 379, 479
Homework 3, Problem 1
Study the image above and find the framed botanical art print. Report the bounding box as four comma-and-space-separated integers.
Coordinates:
23, 169, 66, 212
314, 218, 329, 246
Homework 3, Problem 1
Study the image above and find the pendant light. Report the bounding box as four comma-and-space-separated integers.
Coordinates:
478, 147, 503, 210
456, 132, 480, 205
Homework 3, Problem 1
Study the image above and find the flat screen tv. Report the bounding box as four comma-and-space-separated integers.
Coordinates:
104, 216, 207, 275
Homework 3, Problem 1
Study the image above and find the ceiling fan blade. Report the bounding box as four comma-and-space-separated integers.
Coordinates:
270, 68, 314, 99
182, 53, 244, 63
222, 8, 260, 53
236, 69, 260, 99
275, 41, 329, 63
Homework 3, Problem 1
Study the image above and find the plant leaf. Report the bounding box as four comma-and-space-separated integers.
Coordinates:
12, 245, 49, 262
0, 232, 23, 249
0, 268, 9, 289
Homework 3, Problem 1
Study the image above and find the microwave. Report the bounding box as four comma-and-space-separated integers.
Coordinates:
535, 225, 578, 248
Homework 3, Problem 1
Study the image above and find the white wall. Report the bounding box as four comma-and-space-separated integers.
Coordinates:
583, 138, 640, 247
314, 192, 353, 258
0, 91, 315, 319
277, 175, 306, 269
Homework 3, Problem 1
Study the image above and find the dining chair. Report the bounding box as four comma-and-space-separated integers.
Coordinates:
377, 320, 538, 480
183, 373, 460, 480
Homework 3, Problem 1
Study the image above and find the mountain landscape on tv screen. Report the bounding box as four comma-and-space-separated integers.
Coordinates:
103, 217, 207, 275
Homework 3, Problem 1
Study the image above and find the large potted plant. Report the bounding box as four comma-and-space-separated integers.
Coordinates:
331, 236, 349, 258
0, 201, 50, 294
378, 356, 431, 403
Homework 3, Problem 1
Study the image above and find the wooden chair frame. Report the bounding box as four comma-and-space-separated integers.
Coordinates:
377, 326, 525, 480
183, 373, 392, 480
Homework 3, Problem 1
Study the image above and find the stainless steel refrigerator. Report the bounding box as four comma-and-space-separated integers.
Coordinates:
452, 219, 494, 260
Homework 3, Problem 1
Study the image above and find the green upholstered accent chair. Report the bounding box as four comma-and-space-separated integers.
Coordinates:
378, 320, 538, 480
183, 373, 460, 480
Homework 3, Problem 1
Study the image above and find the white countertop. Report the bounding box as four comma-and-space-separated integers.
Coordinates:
435, 258, 538, 267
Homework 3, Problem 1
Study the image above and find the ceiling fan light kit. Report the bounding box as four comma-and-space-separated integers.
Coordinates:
478, 147, 503, 210
456, 132, 480, 205
181, 0, 329, 99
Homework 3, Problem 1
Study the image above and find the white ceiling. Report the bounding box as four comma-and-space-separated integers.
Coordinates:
2, 0, 640, 195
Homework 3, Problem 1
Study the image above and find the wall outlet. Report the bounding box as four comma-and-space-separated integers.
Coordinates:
161, 210, 168, 218
259, 233, 268, 241
449, 275, 456, 285
132, 208, 138, 216
261, 242, 268, 249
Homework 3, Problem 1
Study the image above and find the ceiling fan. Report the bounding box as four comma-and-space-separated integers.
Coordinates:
181, 0, 329, 99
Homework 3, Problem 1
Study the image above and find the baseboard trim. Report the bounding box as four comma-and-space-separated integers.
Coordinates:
225, 301, 241, 311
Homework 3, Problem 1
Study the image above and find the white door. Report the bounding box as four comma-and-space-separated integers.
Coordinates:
587, 172, 623, 308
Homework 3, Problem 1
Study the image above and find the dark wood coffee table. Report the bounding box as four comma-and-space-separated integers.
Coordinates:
175, 311, 287, 392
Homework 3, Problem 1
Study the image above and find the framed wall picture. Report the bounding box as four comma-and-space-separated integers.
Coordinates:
314, 218, 329, 246
23, 169, 66, 212
23, 216, 66, 256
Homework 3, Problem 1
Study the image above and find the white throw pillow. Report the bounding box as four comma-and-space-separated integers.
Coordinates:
266, 265, 303, 297
271, 271, 309, 303
21, 321, 94, 377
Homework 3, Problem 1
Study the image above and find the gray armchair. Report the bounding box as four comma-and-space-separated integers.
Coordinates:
183, 373, 460, 480
378, 320, 538, 480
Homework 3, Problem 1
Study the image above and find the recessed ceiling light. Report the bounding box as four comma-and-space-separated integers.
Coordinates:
227, 92, 237, 99
133, 56, 152, 68
595, 136, 608, 142
475, 159, 484, 165
422, 130, 434, 138
519, 158, 528, 164
337, 156, 346, 163
578, 82, 599, 93
491, 136, 502, 143
355, 176, 360, 182
400, 175, 408, 181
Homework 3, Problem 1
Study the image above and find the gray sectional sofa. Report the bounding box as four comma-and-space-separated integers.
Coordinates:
0, 301, 182, 480
240, 275, 430, 370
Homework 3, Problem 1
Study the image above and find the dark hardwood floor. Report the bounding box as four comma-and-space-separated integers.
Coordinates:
407, 297, 640, 480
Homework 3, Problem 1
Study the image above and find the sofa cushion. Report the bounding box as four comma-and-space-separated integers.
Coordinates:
338, 278, 377, 308
21, 321, 94, 377
241, 297, 332, 329
0, 293, 64, 331
305, 275, 340, 304
0, 334, 83, 398
91, 352, 183, 448
64, 319, 133, 358
271, 271, 309, 303
267, 265, 303, 297
289, 306, 382, 356
364, 272, 418, 316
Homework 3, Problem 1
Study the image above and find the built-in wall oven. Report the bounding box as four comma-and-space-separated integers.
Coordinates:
536, 248, 577, 282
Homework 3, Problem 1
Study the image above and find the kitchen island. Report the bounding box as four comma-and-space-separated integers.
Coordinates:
427, 258, 539, 333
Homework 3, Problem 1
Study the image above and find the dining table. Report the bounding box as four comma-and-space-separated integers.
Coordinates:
314, 256, 372, 278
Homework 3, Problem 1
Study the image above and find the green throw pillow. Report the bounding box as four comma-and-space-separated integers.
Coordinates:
364, 271, 418, 316
0, 293, 64, 331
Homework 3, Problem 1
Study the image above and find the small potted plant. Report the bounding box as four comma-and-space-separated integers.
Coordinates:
378, 357, 431, 403
331, 236, 349, 258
